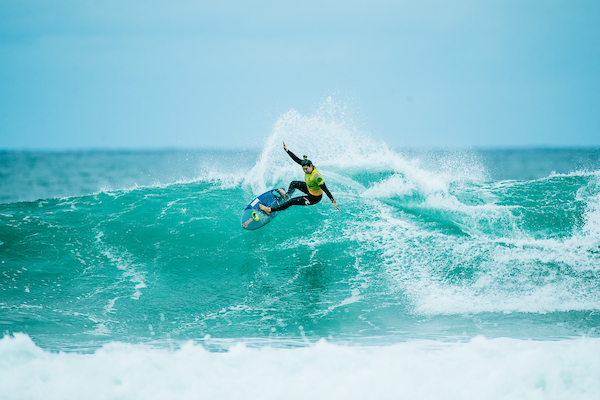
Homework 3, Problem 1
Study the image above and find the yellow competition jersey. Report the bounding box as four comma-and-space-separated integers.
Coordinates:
305, 167, 324, 196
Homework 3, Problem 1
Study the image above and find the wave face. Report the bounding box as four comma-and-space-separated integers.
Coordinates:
2, 108, 600, 353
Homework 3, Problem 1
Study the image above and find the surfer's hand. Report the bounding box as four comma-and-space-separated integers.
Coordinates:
332, 200, 340, 211
283, 141, 287, 152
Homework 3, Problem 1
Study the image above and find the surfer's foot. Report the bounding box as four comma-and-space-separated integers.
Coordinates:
278, 189, 289, 200
259, 204, 272, 215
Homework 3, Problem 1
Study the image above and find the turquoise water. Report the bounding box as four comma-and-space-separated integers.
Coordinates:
1, 111, 600, 398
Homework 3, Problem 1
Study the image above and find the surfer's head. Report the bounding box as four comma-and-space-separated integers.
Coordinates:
301, 156, 314, 173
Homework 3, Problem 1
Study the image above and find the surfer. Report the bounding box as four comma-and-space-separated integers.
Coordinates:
259, 141, 340, 215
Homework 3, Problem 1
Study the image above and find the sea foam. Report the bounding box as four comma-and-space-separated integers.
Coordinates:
1, 333, 599, 400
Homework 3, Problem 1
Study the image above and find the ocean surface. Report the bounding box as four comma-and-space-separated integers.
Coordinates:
1, 110, 600, 399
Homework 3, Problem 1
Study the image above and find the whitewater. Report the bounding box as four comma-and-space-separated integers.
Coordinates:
1, 104, 600, 399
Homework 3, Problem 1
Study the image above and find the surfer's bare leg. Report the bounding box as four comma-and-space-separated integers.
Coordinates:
259, 204, 272, 215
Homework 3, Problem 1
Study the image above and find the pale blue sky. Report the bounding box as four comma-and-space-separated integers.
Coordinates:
1, 0, 599, 150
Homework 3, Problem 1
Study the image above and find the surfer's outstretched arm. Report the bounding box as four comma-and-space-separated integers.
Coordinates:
283, 141, 303, 165
321, 183, 340, 211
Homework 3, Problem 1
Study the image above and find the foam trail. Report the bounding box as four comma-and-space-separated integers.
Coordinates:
358, 176, 600, 315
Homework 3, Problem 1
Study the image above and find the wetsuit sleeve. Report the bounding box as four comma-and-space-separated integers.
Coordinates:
286, 149, 303, 165
320, 182, 335, 202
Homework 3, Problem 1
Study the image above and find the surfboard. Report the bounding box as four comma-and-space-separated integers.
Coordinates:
241, 188, 286, 230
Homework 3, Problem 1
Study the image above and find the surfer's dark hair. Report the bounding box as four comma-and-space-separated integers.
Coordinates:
301, 155, 312, 167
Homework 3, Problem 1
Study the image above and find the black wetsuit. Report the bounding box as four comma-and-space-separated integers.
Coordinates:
269, 150, 335, 213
